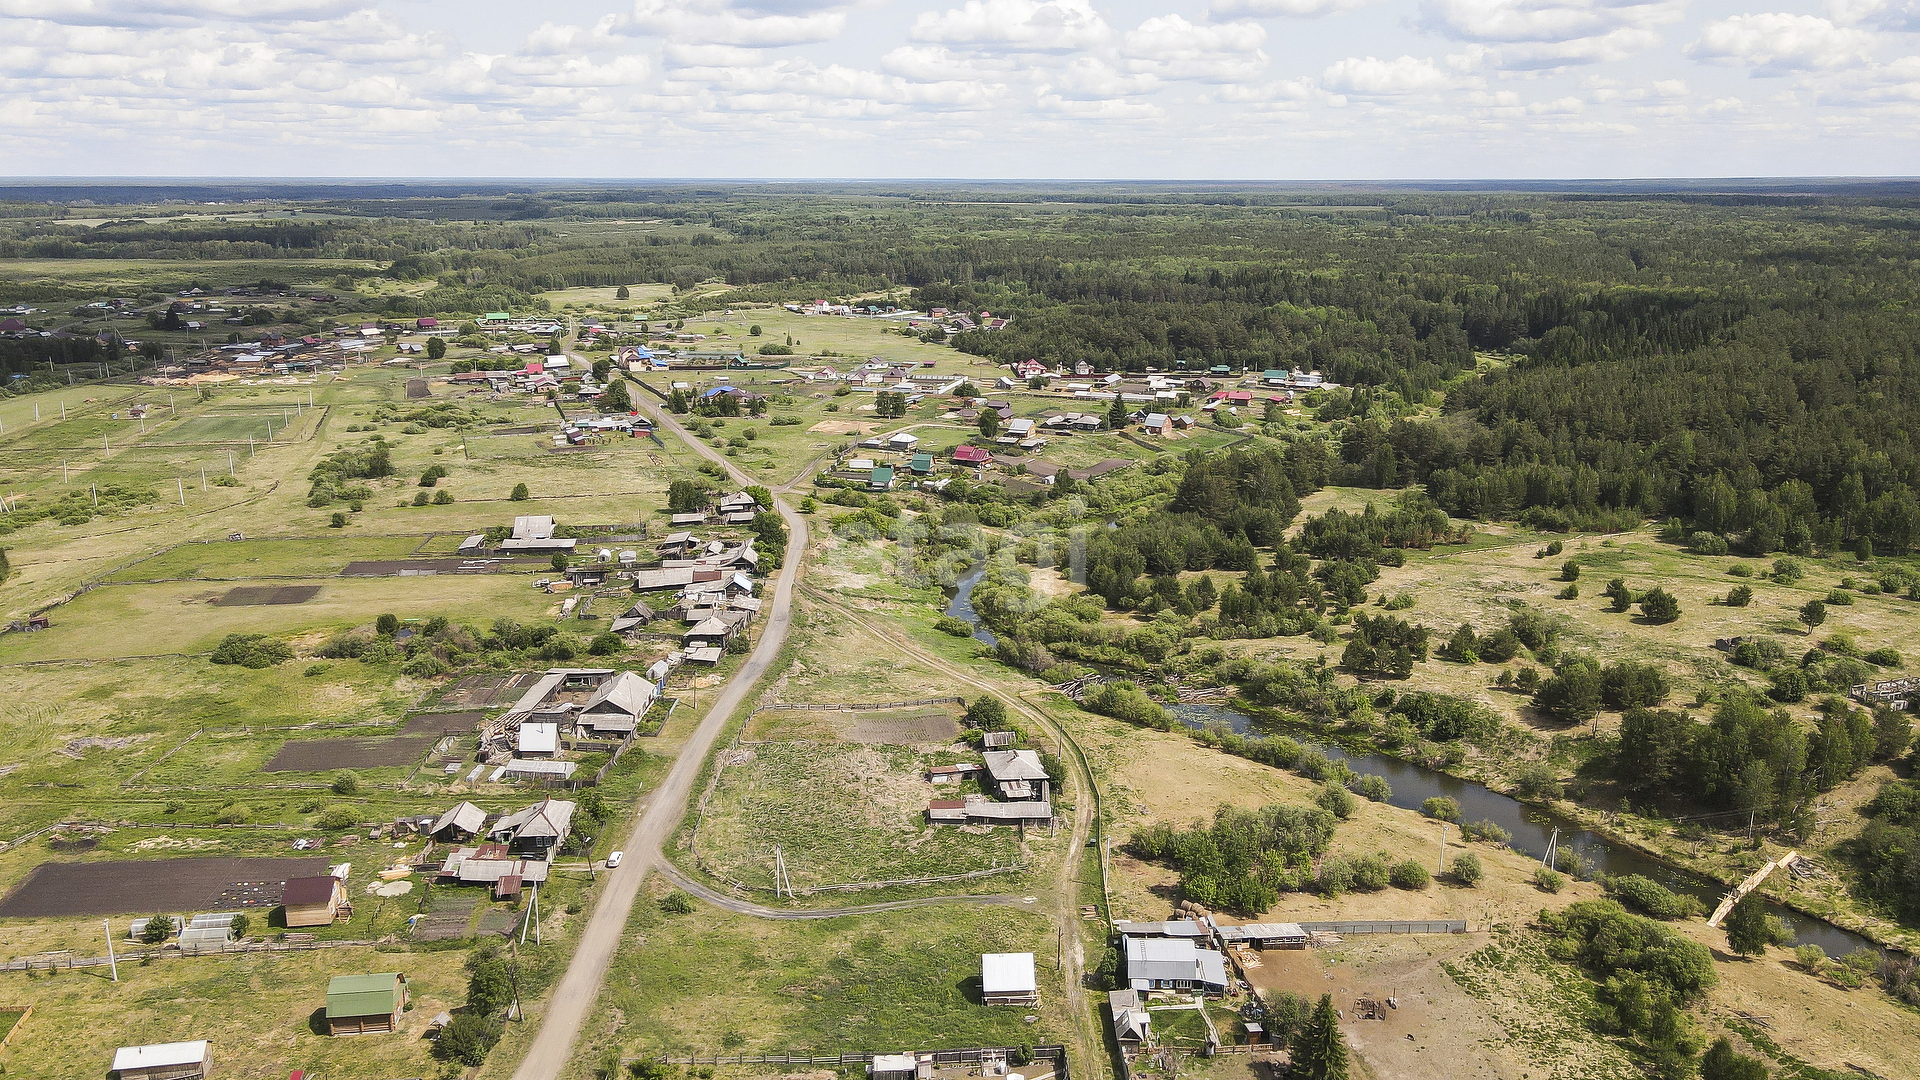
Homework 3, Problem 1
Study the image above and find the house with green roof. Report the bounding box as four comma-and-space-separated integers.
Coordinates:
326, 972, 408, 1035
868, 465, 895, 491
909, 452, 933, 475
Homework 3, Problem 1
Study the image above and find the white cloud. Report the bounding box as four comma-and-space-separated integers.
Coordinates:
1208, 0, 1371, 17
1321, 54, 1473, 96
909, 0, 1111, 52
1121, 15, 1267, 82
0, 0, 362, 25
1829, 0, 1920, 31
1416, 0, 1685, 70
615, 0, 846, 48
880, 43, 1017, 80
1688, 13, 1874, 75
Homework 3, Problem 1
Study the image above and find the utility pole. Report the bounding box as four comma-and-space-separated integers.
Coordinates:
104, 920, 119, 982
1542, 827, 1559, 869
91, 484, 98, 508
1437, 823, 1450, 876
227, 451, 235, 475
177, 478, 185, 506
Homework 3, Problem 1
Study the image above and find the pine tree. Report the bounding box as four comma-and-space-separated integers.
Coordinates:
1106, 393, 1128, 429
1290, 993, 1349, 1080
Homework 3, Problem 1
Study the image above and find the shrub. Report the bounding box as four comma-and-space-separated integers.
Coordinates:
1603, 874, 1704, 919
434, 1014, 502, 1066
934, 615, 975, 637
332, 771, 360, 795
1799, 598, 1827, 629
1460, 819, 1511, 845
1560, 559, 1581, 581
411, 491, 430, 506
329, 512, 347, 528
1422, 796, 1460, 821
1390, 860, 1430, 889
1316, 783, 1357, 819
1351, 855, 1390, 891
510, 482, 530, 501
376, 613, 400, 636
1866, 647, 1901, 667
1316, 857, 1354, 897
140, 914, 175, 943
1535, 867, 1566, 893
1513, 762, 1563, 801
1349, 774, 1392, 802
1600, 661, 1670, 710
1556, 583, 1580, 600
210, 633, 293, 668
588, 632, 624, 656
317, 806, 358, 831
1725, 585, 1753, 607
1452, 852, 1483, 887
433, 490, 453, 505
1772, 558, 1804, 584
1728, 563, 1752, 577
1826, 589, 1854, 606
658, 892, 695, 914
1732, 638, 1787, 669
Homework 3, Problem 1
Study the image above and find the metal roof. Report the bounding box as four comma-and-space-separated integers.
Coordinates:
326, 973, 401, 1019
432, 802, 486, 837
981, 952, 1037, 994
490, 798, 576, 839
582, 670, 656, 719
1123, 937, 1229, 988
112, 1042, 210, 1072
983, 749, 1048, 782
518, 722, 559, 754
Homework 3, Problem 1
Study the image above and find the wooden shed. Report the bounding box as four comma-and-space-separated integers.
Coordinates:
281, 876, 346, 928
325, 973, 408, 1035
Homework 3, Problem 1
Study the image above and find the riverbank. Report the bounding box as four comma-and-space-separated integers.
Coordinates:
1173, 697, 1909, 959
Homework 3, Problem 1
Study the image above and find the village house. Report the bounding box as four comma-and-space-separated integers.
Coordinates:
576, 670, 658, 738
430, 801, 487, 842
1123, 936, 1230, 995
497, 515, 576, 554
982, 749, 1050, 801
487, 798, 576, 859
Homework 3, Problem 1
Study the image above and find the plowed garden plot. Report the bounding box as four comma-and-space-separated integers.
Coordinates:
0, 856, 328, 917
263, 736, 436, 772
440, 672, 532, 707
213, 585, 321, 606
412, 896, 479, 941
401, 711, 484, 736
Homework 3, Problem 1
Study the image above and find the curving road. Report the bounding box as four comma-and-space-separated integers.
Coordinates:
507, 394, 811, 1080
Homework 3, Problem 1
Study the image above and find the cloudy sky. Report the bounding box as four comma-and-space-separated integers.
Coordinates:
6, 0, 1919, 177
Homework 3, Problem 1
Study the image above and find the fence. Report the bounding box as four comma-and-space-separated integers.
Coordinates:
638, 1044, 1069, 1077
1296, 920, 1468, 935
0, 1004, 31, 1049
756, 696, 964, 712
0, 938, 372, 973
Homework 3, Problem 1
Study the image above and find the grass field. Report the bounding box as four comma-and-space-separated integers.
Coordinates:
571, 890, 1071, 1076
694, 740, 1030, 893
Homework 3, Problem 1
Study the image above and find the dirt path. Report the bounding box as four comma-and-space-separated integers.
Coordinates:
654, 861, 1032, 919
507, 398, 811, 1080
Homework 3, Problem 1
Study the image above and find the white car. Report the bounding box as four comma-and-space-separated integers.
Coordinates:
605, 851, 623, 869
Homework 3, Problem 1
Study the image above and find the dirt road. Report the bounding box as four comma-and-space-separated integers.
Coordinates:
507, 397, 810, 1080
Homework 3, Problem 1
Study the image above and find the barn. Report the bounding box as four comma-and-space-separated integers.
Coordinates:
280, 876, 347, 928
325, 973, 408, 1035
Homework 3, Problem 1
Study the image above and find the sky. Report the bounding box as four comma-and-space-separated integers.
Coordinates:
5, 0, 1920, 178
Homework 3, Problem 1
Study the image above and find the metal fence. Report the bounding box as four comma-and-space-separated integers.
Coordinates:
1296, 920, 1467, 935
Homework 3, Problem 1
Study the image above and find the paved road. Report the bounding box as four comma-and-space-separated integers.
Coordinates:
508, 395, 811, 1080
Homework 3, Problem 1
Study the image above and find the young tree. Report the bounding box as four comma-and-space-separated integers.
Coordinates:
551, 553, 570, 572
978, 409, 1001, 439
510, 482, 530, 501
1638, 587, 1682, 623
965, 695, 1008, 729
1452, 852, 1483, 887
433, 1014, 502, 1067
1605, 577, 1634, 612
616, 285, 630, 299
1725, 584, 1753, 606
1799, 599, 1827, 632
1723, 892, 1776, 958
749, 324, 762, 336
465, 952, 515, 1015
600, 379, 632, 412
140, 914, 175, 944
1290, 993, 1350, 1080
375, 613, 400, 636
667, 479, 707, 513
1106, 393, 1128, 430
426, 336, 446, 360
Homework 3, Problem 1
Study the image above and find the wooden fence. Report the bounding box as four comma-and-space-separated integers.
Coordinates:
0, 938, 372, 973
0, 1004, 32, 1049
1296, 919, 1468, 935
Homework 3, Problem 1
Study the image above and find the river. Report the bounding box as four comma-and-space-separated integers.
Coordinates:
1170, 702, 1874, 959
935, 563, 1875, 957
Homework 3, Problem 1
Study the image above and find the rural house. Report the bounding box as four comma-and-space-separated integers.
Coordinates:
110, 1041, 212, 1080
325, 973, 408, 1035
981, 952, 1039, 1006
1123, 936, 1230, 995
982, 749, 1050, 801
430, 801, 487, 842
576, 670, 657, 737
1108, 988, 1153, 1046
488, 798, 576, 859
498, 515, 576, 554
281, 875, 347, 928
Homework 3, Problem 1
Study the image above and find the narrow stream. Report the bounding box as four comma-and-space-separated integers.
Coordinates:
1170, 702, 1875, 959
943, 563, 999, 647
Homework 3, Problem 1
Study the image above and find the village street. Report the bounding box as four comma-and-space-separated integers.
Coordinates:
508, 390, 811, 1080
